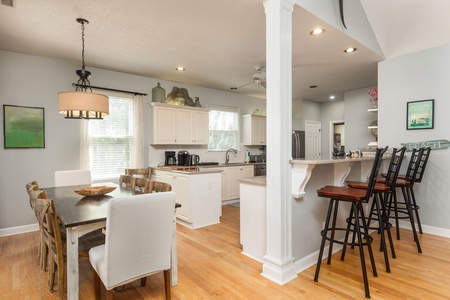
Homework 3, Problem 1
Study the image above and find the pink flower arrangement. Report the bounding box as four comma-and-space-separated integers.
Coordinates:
368, 88, 378, 103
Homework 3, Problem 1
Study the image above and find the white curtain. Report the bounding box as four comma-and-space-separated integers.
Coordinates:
132, 94, 144, 168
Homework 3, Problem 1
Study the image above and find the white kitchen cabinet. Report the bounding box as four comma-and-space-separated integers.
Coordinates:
243, 114, 266, 145
150, 103, 209, 145
200, 165, 254, 201
153, 169, 222, 229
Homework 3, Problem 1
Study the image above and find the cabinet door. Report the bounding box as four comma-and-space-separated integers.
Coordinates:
225, 167, 240, 200
241, 165, 254, 179
155, 171, 191, 222
251, 117, 261, 145
174, 175, 190, 221
192, 111, 209, 144
258, 117, 266, 145
177, 109, 193, 144
151, 106, 177, 144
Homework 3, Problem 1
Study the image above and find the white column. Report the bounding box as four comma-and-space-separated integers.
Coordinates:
262, 0, 297, 284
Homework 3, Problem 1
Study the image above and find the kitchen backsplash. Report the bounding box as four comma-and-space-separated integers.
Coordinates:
149, 144, 261, 167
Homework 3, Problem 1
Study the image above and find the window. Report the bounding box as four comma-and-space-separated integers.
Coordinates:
81, 93, 143, 180
208, 105, 239, 151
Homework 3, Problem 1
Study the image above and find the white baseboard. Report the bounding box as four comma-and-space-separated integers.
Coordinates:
397, 220, 450, 238
295, 222, 450, 275
0, 223, 39, 237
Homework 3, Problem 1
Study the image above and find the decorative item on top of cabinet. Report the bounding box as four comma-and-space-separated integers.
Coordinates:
152, 82, 166, 102
164, 87, 194, 106
149, 103, 209, 145
243, 114, 266, 146
194, 97, 202, 107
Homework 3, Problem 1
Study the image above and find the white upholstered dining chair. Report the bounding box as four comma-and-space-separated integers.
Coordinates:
89, 192, 176, 300
54, 169, 92, 187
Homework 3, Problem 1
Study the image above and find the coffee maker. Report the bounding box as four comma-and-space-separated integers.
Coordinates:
177, 150, 190, 166
164, 151, 177, 165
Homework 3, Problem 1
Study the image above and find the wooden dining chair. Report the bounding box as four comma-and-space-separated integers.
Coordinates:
131, 177, 151, 194
27, 184, 50, 270
41, 198, 66, 300
148, 180, 172, 193
125, 167, 154, 180
119, 174, 133, 188
89, 192, 176, 300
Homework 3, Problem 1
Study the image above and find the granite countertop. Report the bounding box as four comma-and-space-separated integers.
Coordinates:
155, 167, 223, 175
240, 176, 266, 186
290, 156, 375, 165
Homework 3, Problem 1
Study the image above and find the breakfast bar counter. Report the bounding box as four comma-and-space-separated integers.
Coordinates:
290, 157, 375, 199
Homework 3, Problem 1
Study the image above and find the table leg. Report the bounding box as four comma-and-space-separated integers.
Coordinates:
66, 227, 79, 300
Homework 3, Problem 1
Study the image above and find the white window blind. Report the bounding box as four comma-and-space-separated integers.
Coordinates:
208, 105, 239, 151
89, 97, 134, 180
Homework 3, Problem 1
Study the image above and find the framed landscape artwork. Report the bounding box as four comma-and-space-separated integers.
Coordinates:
406, 99, 434, 130
3, 105, 45, 148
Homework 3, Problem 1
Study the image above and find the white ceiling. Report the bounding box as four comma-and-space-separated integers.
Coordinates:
1, 0, 449, 102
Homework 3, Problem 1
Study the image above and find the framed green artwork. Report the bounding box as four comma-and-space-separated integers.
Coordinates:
3, 105, 45, 148
406, 99, 434, 130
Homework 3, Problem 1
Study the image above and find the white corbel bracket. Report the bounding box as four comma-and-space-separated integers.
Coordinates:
291, 163, 315, 199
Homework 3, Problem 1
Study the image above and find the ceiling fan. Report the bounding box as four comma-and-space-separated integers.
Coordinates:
231, 66, 266, 90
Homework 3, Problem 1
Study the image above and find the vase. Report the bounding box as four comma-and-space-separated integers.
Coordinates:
194, 97, 202, 107
372, 101, 378, 109
152, 82, 166, 103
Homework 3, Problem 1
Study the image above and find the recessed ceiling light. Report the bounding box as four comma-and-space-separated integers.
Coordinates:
310, 28, 325, 36
176, 67, 185, 71
330, 95, 335, 100
344, 47, 357, 53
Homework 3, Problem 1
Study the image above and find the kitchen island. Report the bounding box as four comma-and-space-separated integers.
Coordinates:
153, 168, 222, 229
239, 156, 377, 264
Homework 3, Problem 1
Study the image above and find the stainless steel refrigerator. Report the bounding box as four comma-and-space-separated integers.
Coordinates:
292, 130, 305, 159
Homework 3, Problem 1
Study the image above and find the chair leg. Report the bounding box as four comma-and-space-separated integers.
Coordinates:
106, 289, 114, 300
57, 263, 64, 300
353, 203, 372, 299
405, 187, 422, 253
94, 270, 101, 300
314, 199, 335, 282
164, 269, 171, 300
373, 194, 390, 273
327, 200, 339, 265
140, 277, 147, 287
410, 187, 423, 234
340, 207, 354, 261
382, 193, 396, 259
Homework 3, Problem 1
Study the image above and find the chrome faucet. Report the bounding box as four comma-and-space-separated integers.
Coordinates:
225, 148, 237, 164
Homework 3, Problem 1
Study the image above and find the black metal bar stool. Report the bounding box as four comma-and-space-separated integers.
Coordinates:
385, 148, 424, 253
346, 146, 406, 273
395, 147, 431, 234
314, 147, 386, 299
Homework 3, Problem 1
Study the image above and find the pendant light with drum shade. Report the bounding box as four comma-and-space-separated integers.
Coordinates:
58, 18, 109, 119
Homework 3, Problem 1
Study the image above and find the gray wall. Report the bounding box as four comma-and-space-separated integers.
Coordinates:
0, 50, 265, 230
344, 87, 379, 151
319, 99, 344, 158
378, 44, 450, 230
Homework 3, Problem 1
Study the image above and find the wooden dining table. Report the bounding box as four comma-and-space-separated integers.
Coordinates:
44, 182, 179, 300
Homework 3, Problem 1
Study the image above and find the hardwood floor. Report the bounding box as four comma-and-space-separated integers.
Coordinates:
1, 205, 450, 299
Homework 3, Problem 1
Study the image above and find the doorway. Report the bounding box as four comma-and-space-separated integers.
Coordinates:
330, 120, 345, 156
305, 120, 321, 159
